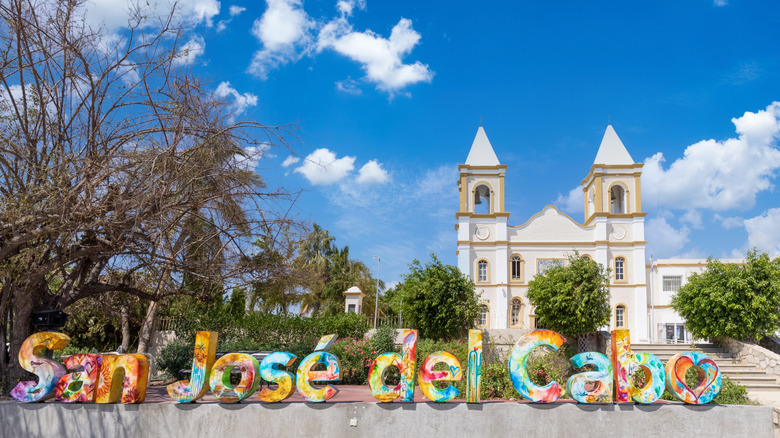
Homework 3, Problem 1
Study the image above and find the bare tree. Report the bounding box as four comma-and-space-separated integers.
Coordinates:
0, 0, 293, 384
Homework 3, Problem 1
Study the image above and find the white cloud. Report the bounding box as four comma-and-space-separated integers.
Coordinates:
281, 156, 301, 167
217, 5, 246, 31
242, 1, 432, 95
642, 102, 780, 211
679, 209, 703, 229
336, 0, 365, 16
247, 0, 314, 79
214, 81, 258, 118
714, 0, 727, 6
294, 148, 356, 185
744, 208, 780, 256
356, 160, 390, 184
79, 0, 221, 31
336, 78, 363, 95
232, 145, 268, 172
173, 36, 205, 66
555, 186, 583, 213
645, 216, 690, 258
229, 5, 246, 16
713, 213, 744, 229
0, 83, 58, 118
413, 165, 457, 200
318, 17, 433, 94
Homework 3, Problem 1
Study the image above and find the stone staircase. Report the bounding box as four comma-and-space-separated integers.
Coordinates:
632, 343, 780, 391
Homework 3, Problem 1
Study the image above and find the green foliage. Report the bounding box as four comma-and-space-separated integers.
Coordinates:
59, 345, 94, 356
394, 255, 480, 340
156, 341, 194, 378
481, 362, 517, 400
372, 324, 398, 354
173, 307, 370, 372
329, 337, 381, 385
659, 370, 755, 405
712, 376, 757, 405
525, 345, 575, 392
671, 250, 780, 341
294, 224, 383, 318
61, 293, 144, 352
527, 252, 611, 338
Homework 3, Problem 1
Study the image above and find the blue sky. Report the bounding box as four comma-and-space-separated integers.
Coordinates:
86, 0, 780, 286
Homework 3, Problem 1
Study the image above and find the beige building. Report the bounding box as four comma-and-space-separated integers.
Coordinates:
456, 126, 730, 342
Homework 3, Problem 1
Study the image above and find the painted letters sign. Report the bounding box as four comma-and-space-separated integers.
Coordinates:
11, 329, 721, 405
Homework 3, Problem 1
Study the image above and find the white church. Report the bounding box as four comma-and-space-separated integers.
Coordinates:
456, 126, 730, 343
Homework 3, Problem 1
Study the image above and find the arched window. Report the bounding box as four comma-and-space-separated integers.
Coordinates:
610, 184, 626, 214
477, 259, 488, 283
477, 304, 489, 328
615, 304, 627, 328
510, 298, 523, 328
510, 255, 523, 281
474, 184, 491, 214
614, 256, 625, 281
581, 254, 592, 261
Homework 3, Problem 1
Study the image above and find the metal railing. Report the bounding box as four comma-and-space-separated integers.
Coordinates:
157, 316, 183, 332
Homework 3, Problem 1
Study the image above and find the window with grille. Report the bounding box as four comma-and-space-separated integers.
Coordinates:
510, 299, 523, 327
615, 257, 625, 281
663, 276, 682, 292
511, 256, 522, 280
478, 305, 489, 327
616, 305, 626, 328
478, 260, 488, 282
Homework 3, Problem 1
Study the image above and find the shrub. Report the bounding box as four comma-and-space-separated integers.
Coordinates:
713, 376, 757, 405
393, 255, 480, 340
329, 337, 381, 385
525, 345, 574, 394
481, 362, 516, 400
156, 341, 194, 378
372, 324, 398, 354
527, 252, 611, 339
672, 250, 780, 341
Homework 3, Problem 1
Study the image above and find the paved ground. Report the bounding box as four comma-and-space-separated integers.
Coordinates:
144, 384, 510, 404
143, 383, 681, 405
747, 390, 780, 438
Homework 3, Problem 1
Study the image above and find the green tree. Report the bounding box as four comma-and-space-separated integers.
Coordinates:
296, 223, 336, 314
671, 250, 780, 341
526, 252, 611, 339
395, 254, 480, 340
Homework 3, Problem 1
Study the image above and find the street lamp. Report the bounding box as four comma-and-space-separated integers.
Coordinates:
373, 255, 381, 329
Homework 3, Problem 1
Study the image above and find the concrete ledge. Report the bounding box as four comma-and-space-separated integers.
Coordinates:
1, 401, 774, 438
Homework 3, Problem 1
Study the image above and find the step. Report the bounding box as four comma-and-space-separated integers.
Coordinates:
741, 383, 780, 390
722, 370, 775, 376
726, 376, 778, 383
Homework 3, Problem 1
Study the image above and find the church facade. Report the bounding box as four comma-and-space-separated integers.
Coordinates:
456, 126, 726, 343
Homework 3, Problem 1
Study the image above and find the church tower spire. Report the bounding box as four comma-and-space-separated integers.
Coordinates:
457, 127, 507, 216
465, 126, 501, 166
580, 125, 645, 225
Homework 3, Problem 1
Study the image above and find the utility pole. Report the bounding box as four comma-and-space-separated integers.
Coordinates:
373, 255, 381, 329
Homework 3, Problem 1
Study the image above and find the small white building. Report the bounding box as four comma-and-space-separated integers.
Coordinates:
344, 286, 365, 314
456, 126, 739, 342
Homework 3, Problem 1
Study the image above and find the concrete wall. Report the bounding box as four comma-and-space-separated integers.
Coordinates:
1, 401, 773, 438
148, 330, 178, 377
718, 337, 780, 381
